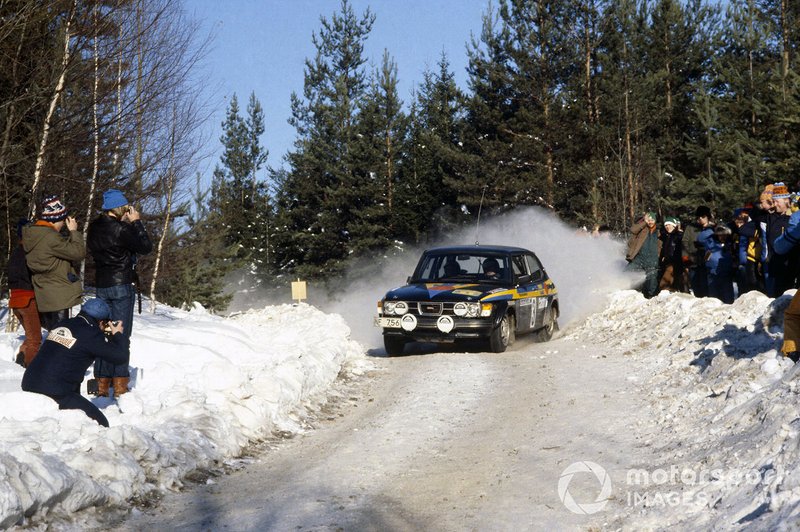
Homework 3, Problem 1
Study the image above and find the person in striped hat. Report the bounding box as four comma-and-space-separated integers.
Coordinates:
658, 216, 685, 292
22, 194, 85, 330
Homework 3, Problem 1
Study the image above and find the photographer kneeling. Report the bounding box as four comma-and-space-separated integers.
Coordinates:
21, 298, 128, 427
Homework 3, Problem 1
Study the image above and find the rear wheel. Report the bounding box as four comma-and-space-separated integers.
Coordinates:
488, 313, 512, 353
384, 336, 406, 356
536, 307, 558, 342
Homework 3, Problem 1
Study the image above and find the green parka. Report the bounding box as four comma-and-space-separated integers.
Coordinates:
22, 221, 84, 312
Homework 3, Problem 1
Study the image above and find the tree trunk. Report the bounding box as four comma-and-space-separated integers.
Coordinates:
623, 40, 635, 221
149, 107, 178, 313
134, 0, 144, 195
81, 1, 101, 280
781, 0, 789, 103
1, 16, 26, 258
29, 1, 77, 217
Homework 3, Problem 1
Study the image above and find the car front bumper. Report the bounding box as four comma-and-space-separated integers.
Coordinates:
376, 315, 496, 343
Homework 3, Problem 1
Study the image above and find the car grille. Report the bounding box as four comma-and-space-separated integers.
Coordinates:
418, 302, 443, 315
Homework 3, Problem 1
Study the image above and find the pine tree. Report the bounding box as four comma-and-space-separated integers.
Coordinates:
461, 0, 574, 213
350, 49, 407, 250
397, 53, 466, 242
209, 92, 273, 273
274, 0, 375, 278
156, 175, 236, 311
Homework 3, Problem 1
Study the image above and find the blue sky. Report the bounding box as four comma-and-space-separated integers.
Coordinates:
189, 0, 488, 175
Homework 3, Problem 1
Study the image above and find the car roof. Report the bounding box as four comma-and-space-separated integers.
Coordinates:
423, 244, 533, 255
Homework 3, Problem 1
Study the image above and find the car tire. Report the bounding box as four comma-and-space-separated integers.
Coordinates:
536, 306, 558, 342
384, 336, 406, 356
488, 313, 512, 353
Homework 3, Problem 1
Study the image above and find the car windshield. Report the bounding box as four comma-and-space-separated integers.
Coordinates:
413, 253, 510, 283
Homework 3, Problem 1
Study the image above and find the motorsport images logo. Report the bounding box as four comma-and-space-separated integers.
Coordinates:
558, 461, 765, 514
557, 461, 612, 515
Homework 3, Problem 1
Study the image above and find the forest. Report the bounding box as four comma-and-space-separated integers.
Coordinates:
0, 0, 798, 310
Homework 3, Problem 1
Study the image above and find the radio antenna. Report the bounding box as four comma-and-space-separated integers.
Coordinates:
475, 184, 488, 245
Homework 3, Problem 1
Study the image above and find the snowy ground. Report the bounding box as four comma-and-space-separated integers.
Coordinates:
567, 288, 800, 529
0, 302, 368, 529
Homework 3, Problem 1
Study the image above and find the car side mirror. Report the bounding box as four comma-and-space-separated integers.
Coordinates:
516, 274, 531, 285
530, 270, 543, 283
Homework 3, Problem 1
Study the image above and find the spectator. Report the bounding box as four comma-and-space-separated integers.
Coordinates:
735, 209, 764, 294
658, 216, 684, 292
702, 225, 735, 304
87, 189, 152, 397
21, 298, 128, 427
683, 206, 715, 298
764, 182, 796, 297
8, 220, 42, 367
626, 212, 661, 298
773, 207, 800, 362
22, 195, 84, 330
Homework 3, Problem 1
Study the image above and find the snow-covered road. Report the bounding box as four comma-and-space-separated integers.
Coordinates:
114, 333, 650, 531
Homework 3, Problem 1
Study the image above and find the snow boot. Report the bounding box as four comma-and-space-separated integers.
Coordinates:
96, 378, 112, 397
112, 377, 129, 397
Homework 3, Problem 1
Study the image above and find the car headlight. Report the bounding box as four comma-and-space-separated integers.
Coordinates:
383, 301, 409, 316
454, 302, 482, 317
453, 302, 468, 316
480, 303, 493, 317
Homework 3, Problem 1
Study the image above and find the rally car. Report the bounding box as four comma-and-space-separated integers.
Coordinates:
375, 245, 559, 355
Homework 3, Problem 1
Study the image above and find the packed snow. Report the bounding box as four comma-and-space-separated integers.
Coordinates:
569, 289, 800, 529
3, 206, 800, 529
0, 302, 367, 528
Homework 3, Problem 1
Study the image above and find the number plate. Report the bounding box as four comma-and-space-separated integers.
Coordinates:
375, 317, 402, 328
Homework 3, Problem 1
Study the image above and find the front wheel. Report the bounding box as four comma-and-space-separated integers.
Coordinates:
488, 313, 513, 353
384, 336, 406, 356
536, 307, 558, 342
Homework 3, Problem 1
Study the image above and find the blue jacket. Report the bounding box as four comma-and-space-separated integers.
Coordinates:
21, 313, 129, 396
774, 210, 800, 255
701, 232, 734, 277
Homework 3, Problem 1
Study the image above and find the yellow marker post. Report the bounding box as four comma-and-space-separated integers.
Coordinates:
291, 278, 307, 304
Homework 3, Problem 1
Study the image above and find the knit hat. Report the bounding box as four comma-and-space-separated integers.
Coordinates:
695, 205, 712, 218
772, 182, 791, 199
40, 194, 67, 222
760, 184, 774, 202
101, 189, 129, 210
664, 216, 678, 227
81, 298, 111, 321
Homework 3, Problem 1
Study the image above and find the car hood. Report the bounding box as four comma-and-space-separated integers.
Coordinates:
383, 282, 509, 302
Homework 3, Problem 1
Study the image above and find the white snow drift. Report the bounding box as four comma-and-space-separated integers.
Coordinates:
0, 302, 367, 528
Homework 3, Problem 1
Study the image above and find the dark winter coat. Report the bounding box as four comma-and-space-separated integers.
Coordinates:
21, 312, 129, 396
765, 211, 791, 264
626, 219, 662, 264
8, 243, 32, 291
87, 214, 152, 288
22, 221, 84, 312
659, 228, 683, 266
682, 221, 713, 268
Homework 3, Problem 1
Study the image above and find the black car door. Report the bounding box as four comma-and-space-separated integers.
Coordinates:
511, 254, 534, 332
525, 254, 546, 329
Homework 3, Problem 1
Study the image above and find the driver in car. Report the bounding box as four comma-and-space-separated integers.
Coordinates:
483, 258, 500, 279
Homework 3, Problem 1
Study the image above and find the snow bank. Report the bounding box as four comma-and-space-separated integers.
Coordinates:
569, 289, 800, 529
0, 302, 367, 528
